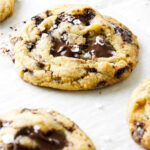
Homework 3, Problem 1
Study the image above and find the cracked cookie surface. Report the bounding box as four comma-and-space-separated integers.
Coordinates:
127, 78, 150, 149
0, 108, 95, 150
0, 0, 15, 22
11, 4, 139, 90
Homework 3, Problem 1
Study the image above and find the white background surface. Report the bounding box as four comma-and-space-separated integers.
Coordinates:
0, 0, 150, 149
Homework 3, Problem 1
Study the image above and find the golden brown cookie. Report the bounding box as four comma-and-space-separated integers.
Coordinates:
11, 4, 139, 90
0, 108, 95, 150
127, 78, 150, 149
0, 0, 15, 22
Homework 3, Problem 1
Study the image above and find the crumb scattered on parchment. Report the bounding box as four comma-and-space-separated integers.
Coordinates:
96, 104, 104, 110
0, 21, 25, 60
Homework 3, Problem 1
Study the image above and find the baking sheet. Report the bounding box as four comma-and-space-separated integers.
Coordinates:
0, 0, 150, 149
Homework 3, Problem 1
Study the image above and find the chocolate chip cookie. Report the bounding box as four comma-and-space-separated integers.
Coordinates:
11, 4, 139, 90
0, 0, 15, 22
0, 108, 95, 150
127, 78, 150, 149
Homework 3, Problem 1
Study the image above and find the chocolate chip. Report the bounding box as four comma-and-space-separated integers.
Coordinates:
67, 126, 75, 132
45, 11, 52, 17
31, 16, 44, 26
132, 122, 145, 143
115, 66, 129, 78
97, 81, 106, 87
89, 68, 97, 73
83, 8, 95, 22
53, 9, 95, 29
55, 13, 64, 26
50, 39, 76, 58
85, 37, 115, 58
23, 69, 33, 74
26, 42, 35, 51
111, 23, 132, 43
23, 21, 26, 24
36, 62, 45, 68
61, 32, 68, 43
0, 121, 3, 128
14, 127, 67, 150
69, 8, 95, 26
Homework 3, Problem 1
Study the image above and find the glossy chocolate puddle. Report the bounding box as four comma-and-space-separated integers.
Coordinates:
0, 126, 67, 150
50, 36, 116, 59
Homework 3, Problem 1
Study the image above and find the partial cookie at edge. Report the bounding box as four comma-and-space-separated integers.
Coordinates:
0, 108, 95, 150
127, 78, 150, 149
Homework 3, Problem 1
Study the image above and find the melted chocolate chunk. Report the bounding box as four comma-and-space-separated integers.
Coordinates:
97, 81, 106, 87
26, 42, 35, 51
115, 66, 129, 78
69, 8, 95, 26
55, 13, 64, 26
31, 16, 44, 26
13, 127, 67, 150
36, 62, 45, 68
23, 69, 33, 74
50, 36, 115, 59
50, 40, 80, 58
0, 121, 3, 128
132, 122, 145, 143
86, 38, 115, 58
89, 68, 97, 73
45, 11, 52, 17
51, 9, 95, 32
111, 23, 132, 43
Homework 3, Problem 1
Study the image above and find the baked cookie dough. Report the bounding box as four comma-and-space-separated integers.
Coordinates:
0, 0, 15, 22
127, 78, 150, 149
0, 108, 95, 150
11, 4, 139, 90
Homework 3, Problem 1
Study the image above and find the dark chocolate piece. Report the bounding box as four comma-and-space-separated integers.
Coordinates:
111, 23, 132, 43
36, 62, 45, 68
50, 40, 80, 58
45, 11, 52, 17
50, 36, 115, 59
85, 37, 115, 58
67, 8, 95, 26
115, 66, 129, 78
0, 121, 3, 128
51, 9, 95, 32
23, 69, 33, 74
13, 127, 67, 150
132, 122, 145, 143
89, 68, 97, 73
97, 81, 106, 87
31, 16, 44, 26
